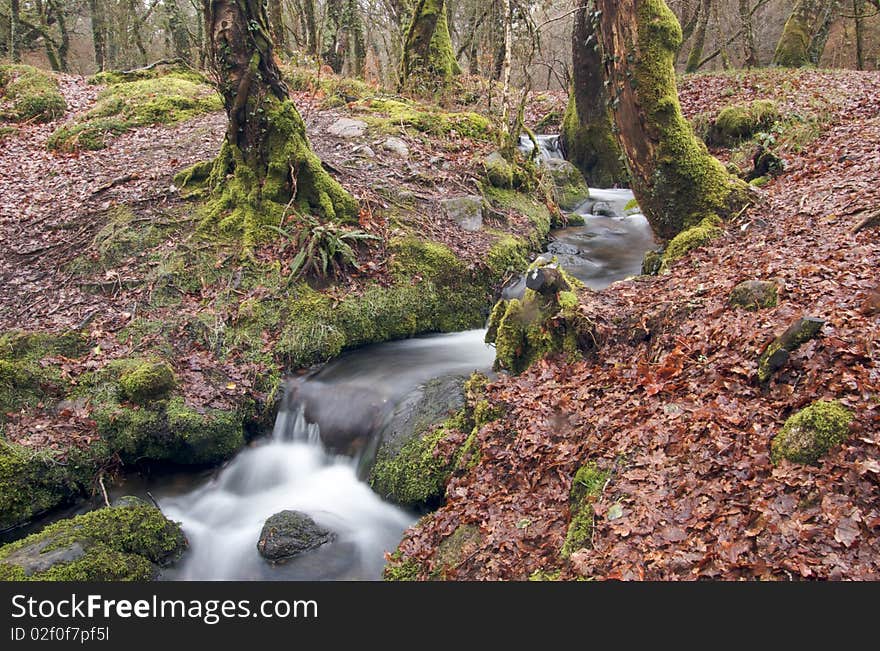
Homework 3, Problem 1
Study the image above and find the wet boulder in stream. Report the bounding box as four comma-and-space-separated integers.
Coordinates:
257, 511, 336, 563
545, 159, 590, 211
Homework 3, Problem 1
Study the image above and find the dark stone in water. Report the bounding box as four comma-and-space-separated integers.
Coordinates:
257, 511, 336, 563
590, 201, 616, 217
547, 241, 580, 256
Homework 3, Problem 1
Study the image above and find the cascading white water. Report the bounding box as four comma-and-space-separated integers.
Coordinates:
151, 329, 496, 581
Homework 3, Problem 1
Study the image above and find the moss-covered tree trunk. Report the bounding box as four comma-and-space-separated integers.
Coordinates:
399, 0, 460, 93
684, 0, 710, 73
594, 0, 750, 241
199, 0, 357, 246
772, 0, 823, 67
560, 1, 628, 188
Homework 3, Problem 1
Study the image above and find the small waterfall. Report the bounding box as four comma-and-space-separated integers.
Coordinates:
150, 330, 496, 581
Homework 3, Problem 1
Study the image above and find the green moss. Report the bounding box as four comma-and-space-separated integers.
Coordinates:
660, 215, 722, 269
0, 502, 186, 581
773, 6, 813, 68
728, 280, 778, 311
89, 65, 208, 86
382, 551, 422, 581
486, 234, 529, 281
370, 425, 452, 508
771, 401, 853, 465
358, 98, 492, 140
119, 362, 176, 404
399, 0, 461, 94
561, 463, 609, 559
0, 64, 66, 123
486, 261, 590, 374
164, 397, 244, 465
561, 91, 628, 187
46, 118, 130, 152
47, 76, 220, 152
546, 159, 591, 212
709, 100, 780, 146
624, 2, 750, 241
0, 125, 18, 141
482, 186, 552, 245
0, 443, 94, 532
432, 524, 481, 576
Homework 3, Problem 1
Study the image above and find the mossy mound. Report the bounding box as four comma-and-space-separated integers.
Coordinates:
561, 463, 609, 559
544, 159, 591, 212
771, 401, 853, 465
370, 372, 500, 509
48, 74, 220, 152
88, 64, 208, 86
659, 215, 723, 271
0, 443, 94, 532
486, 260, 593, 374
707, 100, 780, 147
729, 280, 779, 311
119, 361, 176, 404
356, 97, 492, 140
0, 64, 67, 123
0, 501, 186, 581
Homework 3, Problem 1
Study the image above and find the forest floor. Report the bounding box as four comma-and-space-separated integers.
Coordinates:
1, 67, 878, 579
393, 68, 880, 580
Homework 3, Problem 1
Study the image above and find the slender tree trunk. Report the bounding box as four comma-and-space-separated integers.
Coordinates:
739, 0, 758, 67
49, 0, 69, 72
773, 0, 822, 67
196, 0, 356, 246
560, 0, 627, 187
400, 0, 460, 93
685, 0, 711, 73
10, 0, 20, 63
268, 0, 287, 55
594, 0, 750, 240
164, 0, 191, 60
499, 0, 513, 154
808, 1, 841, 65
854, 0, 865, 70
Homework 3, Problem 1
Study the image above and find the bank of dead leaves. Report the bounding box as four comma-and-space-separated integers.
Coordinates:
394, 70, 880, 581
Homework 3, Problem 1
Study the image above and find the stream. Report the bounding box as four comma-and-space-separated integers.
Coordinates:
116, 135, 657, 581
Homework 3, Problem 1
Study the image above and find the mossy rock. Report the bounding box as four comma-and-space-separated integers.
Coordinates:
561, 463, 609, 559
0, 64, 66, 123
0, 501, 186, 581
357, 97, 493, 140
119, 361, 176, 404
545, 159, 591, 211
708, 100, 780, 147
660, 215, 723, 271
48, 75, 220, 152
0, 443, 94, 532
383, 550, 422, 581
88, 65, 209, 87
729, 280, 779, 311
432, 524, 482, 577
770, 401, 853, 465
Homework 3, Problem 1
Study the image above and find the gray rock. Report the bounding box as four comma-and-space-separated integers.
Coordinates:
2, 539, 86, 577
373, 375, 467, 462
729, 280, 779, 311
547, 241, 580, 256
327, 118, 367, 139
257, 511, 336, 562
590, 201, 616, 217
382, 137, 410, 159
441, 195, 483, 232
351, 144, 376, 158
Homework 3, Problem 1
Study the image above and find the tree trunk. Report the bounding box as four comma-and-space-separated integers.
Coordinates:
399, 0, 460, 93
773, 0, 822, 67
49, 0, 69, 72
808, 1, 840, 65
164, 0, 191, 61
685, 0, 711, 73
739, 0, 758, 67
10, 0, 20, 63
594, 0, 750, 241
854, 0, 865, 70
268, 0, 286, 55
560, 0, 628, 187
198, 0, 357, 246
499, 0, 513, 154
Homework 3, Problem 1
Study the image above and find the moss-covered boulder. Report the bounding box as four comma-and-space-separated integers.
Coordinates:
659, 215, 723, 272
0, 64, 66, 123
729, 280, 779, 311
562, 463, 609, 559
708, 100, 780, 147
119, 361, 176, 404
257, 511, 335, 562
757, 316, 825, 383
0, 443, 94, 532
0, 500, 186, 581
486, 259, 594, 374
771, 401, 854, 465
545, 159, 591, 211
48, 73, 220, 152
